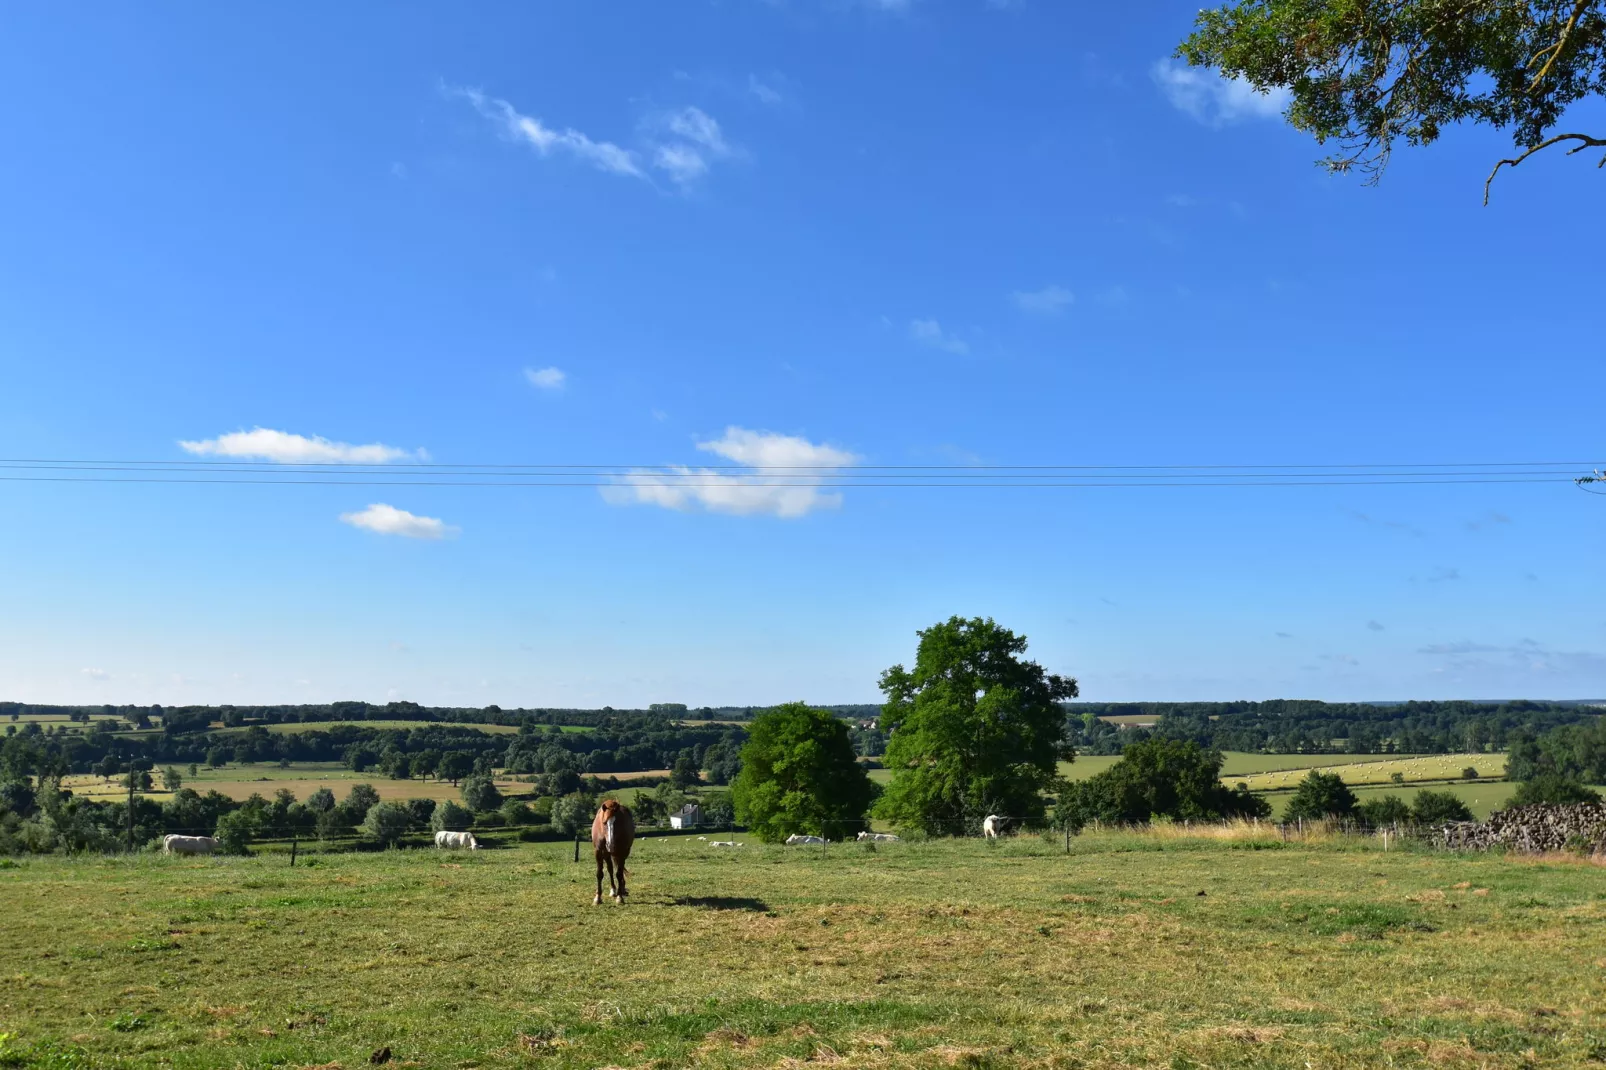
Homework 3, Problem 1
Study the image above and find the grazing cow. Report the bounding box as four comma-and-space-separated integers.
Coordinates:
162, 834, 218, 856
982, 815, 1011, 840
856, 832, 901, 842
434, 830, 479, 850
785, 834, 826, 846
592, 799, 635, 905
709, 840, 740, 847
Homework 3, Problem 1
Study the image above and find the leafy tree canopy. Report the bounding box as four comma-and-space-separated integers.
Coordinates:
1410, 789, 1475, 824
1176, 1, 1606, 198
1059, 738, 1271, 827
875, 617, 1077, 836
1510, 773, 1604, 805
1283, 770, 1360, 820
362, 802, 411, 847
460, 775, 503, 813
732, 702, 876, 842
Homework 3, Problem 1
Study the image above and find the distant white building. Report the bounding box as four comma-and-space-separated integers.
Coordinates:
669, 803, 701, 830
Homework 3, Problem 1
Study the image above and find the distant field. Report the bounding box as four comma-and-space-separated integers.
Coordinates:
1258, 780, 1520, 820
62, 763, 525, 804
873, 753, 1478, 788
5, 833, 1605, 1067
1232, 753, 1505, 791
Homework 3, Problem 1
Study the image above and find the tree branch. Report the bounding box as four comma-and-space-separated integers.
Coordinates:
1484, 132, 1606, 203
1527, 0, 1593, 91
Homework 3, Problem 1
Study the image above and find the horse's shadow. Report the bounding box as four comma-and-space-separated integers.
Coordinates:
668, 895, 770, 912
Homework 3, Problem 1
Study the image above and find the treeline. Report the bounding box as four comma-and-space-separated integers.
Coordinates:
1064, 700, 1598, 756
0, 716, 747, 784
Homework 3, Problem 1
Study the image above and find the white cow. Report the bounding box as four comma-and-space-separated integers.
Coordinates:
785, 834, 826, 846
434, 830, 479, 850
709, 840, 741, 847
982, 815, 1008, 840
163, 834, 218, 856
856, 832, 901, 842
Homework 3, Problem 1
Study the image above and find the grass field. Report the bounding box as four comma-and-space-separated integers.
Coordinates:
1256, 781, 1521, 821
1232, 754, 1507, 791
60, 763, 526, 804
3, 834, 1605, 1069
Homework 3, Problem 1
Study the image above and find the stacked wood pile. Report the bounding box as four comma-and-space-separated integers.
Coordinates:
1434, 803, 1606, 853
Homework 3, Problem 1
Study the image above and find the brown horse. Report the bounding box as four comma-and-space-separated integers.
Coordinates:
591, 799, 635, 905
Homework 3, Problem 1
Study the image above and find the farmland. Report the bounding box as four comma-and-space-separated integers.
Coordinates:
3, 833, 1605, 1068
1230, 753, 1507, 791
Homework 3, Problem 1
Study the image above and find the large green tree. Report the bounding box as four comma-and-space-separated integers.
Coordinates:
874, 617, 1078, 836
731, 702, 876, 843
1176, 1, 1606, 199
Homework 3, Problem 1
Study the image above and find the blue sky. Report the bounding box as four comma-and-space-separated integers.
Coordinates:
2, 2, 1603, 708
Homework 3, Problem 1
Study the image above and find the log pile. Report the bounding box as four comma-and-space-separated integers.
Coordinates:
1433, 802, 1606, 854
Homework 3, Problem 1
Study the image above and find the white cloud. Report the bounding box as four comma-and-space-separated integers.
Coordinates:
524, 366, 566, 390
339, 503, 459, 540
649, 106, 735, 185
180, 428, 420, 464
697, 426, 859, 469
654, 144, 709, 183
1012, 284, 1074, 314
1151, 60, 1291, 127
909, 318, 969, 354
602, 427, 858, 519
667, 106, 729, 154
451, 85, 643, 177
81, 667, 109, 681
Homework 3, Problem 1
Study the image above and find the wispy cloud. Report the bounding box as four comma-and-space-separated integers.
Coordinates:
524, 366, 566, 390
1275, 631, 1294, 639
339, 504, 459, 540
180, 429, 421, 464
81, 667, 109, 680
909, 318, 969, 354
601, 427, 859, 519
748, 74, 784, 106
649, 106, 736, 185
450, 85, 642, 177
1151, 60, 1290, 127
1012, 284, 1074, 315
1366, 620, 1385, 632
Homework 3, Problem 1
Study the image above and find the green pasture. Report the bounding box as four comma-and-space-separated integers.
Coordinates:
61, 763, 527, 805
1256, 780, 1521, 821
1234, 753, 1507, 791
4, 833, 1605, 1069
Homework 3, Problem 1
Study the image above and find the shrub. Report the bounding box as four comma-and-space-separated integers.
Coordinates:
1283, 771, 1358, 821
1510, 775, 1603, 807
500, 800, 534, 826
551, 793, 593, 837
430, 800, 472, 833
315, 806, 356, 840
477, 812, 506, 828
343, 784, 380, 821
461, 776, 503, 814
214, 810, 257, 854
405, 798, 437, 829
362, 802, 411, 847
1357, 795, 1412, 826
1409, 790, 1474, 824
1058, 738, 1271, 828
1462, 766, 1480, 780
306, 787, 337, 813
1389, 771, 1405, 785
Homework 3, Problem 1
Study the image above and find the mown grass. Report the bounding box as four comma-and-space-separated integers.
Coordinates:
3, 833, 1605, 1069
1231, 754, 1508, 791
60, 764, 528, 804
